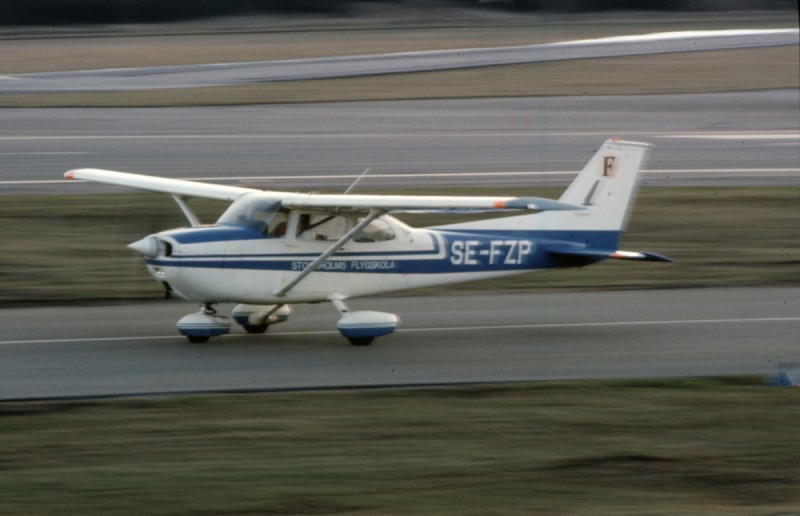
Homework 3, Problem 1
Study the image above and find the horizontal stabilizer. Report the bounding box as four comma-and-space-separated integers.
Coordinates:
548, 247, 672, 262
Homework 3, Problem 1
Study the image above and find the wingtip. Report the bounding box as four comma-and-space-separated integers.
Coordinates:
65, 170, 76, 180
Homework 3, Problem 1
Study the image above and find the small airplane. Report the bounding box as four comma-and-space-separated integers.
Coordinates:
65, 138, 670, 345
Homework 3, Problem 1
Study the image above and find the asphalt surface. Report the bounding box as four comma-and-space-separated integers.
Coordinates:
1, 91, 799, 194
1, 29, 796, 93
1, 288, 798, 400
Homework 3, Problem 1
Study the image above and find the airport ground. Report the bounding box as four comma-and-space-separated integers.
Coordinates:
1, 378, 799, 515
1, 10, 799, 514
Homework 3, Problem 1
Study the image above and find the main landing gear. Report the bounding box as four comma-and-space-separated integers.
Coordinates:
176, 304, 230, 343
231, 304, 291, 334
175, 299, 398, 346
330, 296, 400, 346
176, 303, 292, 343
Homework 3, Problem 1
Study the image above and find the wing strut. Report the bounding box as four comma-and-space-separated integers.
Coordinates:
171, 195, 201, 227
273, 209, 383, 297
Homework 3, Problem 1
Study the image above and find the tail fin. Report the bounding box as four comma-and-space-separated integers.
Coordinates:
544, 139, 670, 262
554, 138, 652, 232
438, 138, 651, 236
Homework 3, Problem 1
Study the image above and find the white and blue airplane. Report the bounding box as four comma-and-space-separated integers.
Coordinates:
65, 138, 669, 345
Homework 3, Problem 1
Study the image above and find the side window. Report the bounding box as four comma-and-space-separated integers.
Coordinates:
268, 211, 289, 237
296, 214, 348, 241
286, 213, 396, 243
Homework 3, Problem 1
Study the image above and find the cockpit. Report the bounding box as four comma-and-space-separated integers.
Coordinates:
217, 193, 405, 243
216, 194, 285, 235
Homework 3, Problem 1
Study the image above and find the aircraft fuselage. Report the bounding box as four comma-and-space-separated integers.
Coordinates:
141, 220, 603, 304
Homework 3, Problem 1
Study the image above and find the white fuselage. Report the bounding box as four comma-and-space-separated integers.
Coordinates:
143, 218, 550, 305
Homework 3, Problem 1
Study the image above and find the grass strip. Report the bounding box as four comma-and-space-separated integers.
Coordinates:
0, 378, 798, 514
0, 186, 798, 305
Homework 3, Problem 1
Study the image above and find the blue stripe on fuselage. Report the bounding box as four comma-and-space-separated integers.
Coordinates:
165, 225, 268, 244
146, 229, 618, 274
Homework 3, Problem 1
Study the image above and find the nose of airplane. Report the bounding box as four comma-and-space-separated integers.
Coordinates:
127, 236, 160, 258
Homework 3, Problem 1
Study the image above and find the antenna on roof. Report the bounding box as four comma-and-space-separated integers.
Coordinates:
344, 168, 371, 195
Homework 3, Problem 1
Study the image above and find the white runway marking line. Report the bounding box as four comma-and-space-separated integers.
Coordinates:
0, 151, 95, 155
178, 168, 800, 184
662, 134, 800, 141
398, 317, 800, 333
553, 28, 799, 46
1, 316, 798, 346
2, 130, 798, 141
6, 168, 800, 187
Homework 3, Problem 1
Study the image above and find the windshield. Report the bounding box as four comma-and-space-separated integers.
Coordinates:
217, 195, 283, 234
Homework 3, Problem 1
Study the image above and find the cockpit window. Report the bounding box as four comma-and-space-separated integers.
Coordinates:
294, 214, 395, 242
217, 195, 283, 234
296, 214, 347, 241
218, 198, 400, 242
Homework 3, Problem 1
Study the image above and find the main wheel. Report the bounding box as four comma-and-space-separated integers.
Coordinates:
348, 336, 374, 346
242, 323, 269, 334
186, 335, 210, 343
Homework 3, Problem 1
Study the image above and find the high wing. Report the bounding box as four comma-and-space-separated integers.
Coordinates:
281, 193, 584, 213
65, 168, 256, 201
65, 168, 584, 214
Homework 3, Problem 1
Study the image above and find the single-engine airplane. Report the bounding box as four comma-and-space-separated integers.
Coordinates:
65, 138, 670, 345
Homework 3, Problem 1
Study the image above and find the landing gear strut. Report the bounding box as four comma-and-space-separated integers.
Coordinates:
231, 304, 291, 334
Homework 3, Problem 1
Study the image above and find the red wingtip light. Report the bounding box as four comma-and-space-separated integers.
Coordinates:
65, 170, 76, 180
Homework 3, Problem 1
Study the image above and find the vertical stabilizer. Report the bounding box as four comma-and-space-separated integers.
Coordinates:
435, 138, 652, 239
553, 138, 652, 232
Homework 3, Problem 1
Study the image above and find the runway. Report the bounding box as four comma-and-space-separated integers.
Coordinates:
1, 91, 799, 194
1, 288, 798, 400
